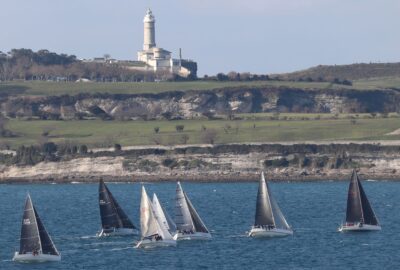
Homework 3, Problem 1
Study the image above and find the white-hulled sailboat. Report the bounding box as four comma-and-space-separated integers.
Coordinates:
338, 170, 381, 232
249, 172, 293, 237
13, 194, 61, 263
174, 182, 211, 240
97, 179, 138, 237
135, 186, 176, 248
152, 193, 177, 236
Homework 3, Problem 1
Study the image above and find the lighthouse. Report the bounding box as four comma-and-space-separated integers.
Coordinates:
143, 9, 156, 50
136, 9, 197, 78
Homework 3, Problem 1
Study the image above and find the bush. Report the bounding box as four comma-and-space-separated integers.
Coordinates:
79, 145, 88, 154
162, 158, 178, 169
175, 125, 185, 132
114, 143, 122, 151
264, 158, 289, 167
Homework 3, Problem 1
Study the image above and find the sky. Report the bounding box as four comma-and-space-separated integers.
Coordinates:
1, 0, 400, 76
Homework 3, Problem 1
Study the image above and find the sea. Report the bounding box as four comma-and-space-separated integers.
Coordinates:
0, 180, 399, 269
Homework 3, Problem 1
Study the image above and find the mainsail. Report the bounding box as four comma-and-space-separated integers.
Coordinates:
175, 182, 195, 232
184, 192, 209, 233
98, 180, 136, 231
19, 194, 41, 254
140, 186, 166, 239
345, 170, 379, 225
19, 194, 59, 255
254, 173, 275, 227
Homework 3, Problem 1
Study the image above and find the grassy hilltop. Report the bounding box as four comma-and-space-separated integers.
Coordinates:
1, 77, 400, 97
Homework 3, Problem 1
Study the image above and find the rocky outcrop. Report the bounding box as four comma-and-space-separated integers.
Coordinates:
1, 87, 400, 119
1, 143, 399, 182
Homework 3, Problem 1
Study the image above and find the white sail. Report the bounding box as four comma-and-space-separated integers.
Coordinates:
270, 193, 291, 230
175, 182, 195, 232
152, 194, 175, 239
139, 186, 159, 239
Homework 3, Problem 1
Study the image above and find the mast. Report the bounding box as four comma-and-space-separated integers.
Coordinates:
345, 170, 364, 223
19, 194, 42, 254
175, 182, 195, 232
254, 172, 275, 227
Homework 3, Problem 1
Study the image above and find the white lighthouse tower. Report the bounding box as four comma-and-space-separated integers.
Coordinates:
136, 9, 194, 77
143, 8, 156, 50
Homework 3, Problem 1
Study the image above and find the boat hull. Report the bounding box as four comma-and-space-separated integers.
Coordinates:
97, 228, 138, 237
338, 224, 381, 232
249, 227, 293, 238
135, 239, 176, 249
13, 252, 61, 263
174, 231, 212, 240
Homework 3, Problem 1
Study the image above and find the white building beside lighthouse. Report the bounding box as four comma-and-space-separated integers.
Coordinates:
137, 9, 196, 77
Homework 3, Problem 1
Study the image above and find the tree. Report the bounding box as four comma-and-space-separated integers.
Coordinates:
41, 142, 57, 154
175, 125, 184, 132
201, 129, 218, 144
180, 134, 190, 144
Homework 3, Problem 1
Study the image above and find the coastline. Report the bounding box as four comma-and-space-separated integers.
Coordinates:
2, 172, 400, 184
2, 142, 400, 184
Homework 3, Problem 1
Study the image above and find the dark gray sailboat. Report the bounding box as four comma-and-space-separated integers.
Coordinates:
249, 172, 292, 237
174, 182, 211, 240
339, 170, 381, 232
13, 194, 61, 262
98, 179, 138, 236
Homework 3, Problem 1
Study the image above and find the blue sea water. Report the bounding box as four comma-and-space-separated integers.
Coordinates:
0, 180, 399, 269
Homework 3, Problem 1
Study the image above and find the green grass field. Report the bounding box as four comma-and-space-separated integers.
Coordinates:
2, 116, 400, 149
1, 77, 399, 97
0, 80, 346, 96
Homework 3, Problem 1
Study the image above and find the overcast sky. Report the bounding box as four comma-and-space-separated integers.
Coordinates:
2, 0, 399, 75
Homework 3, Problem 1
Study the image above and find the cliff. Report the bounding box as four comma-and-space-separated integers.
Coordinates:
1, 143, 399, 183
2, 87, 400, 120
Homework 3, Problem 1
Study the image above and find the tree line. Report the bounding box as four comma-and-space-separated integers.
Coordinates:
0, 49, 187, 82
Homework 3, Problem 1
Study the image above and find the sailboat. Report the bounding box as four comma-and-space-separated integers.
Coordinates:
135, 186, 176, 248
97, 179, 138, 237
13, 194, 61, 262
338, 170, 381, 232
152, 193, 177, 236
174, 181, 211, 240
249, 172, 293, 237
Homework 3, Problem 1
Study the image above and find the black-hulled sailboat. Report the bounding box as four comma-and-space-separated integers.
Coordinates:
249, 172, 293, 237
98, 179, 138, 237
174, 181, 211, 240
338, 170, 381, 232
13, 194, 61, 262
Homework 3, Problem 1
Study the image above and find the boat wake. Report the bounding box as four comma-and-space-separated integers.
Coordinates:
111, 246, 133, 251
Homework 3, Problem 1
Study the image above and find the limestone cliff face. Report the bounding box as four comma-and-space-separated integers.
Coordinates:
1, 87, 400, 119
1, 143, 399, 182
